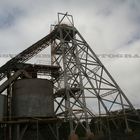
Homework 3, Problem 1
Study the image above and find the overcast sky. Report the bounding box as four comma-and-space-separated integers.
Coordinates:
0, 0, 140, 107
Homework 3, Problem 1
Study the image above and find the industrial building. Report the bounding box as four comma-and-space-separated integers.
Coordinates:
0, 13, 139, 140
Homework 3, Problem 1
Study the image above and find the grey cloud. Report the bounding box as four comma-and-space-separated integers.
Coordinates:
0, 0, 139, 107
0, 7, 25, 29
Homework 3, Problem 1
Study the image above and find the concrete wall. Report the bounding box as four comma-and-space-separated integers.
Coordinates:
12, 78, 54, 118
0, 94, 6, 121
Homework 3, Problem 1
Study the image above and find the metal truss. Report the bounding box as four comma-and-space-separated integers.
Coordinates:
0, 28, 57, 81
52, 13, 136, 134
1, 121, 60, 140
0, 12, 137, 139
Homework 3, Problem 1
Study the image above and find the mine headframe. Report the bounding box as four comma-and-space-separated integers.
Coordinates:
0, 13, 138, 140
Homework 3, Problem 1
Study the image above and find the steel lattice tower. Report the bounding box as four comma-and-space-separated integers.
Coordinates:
52, 13, 135, 135
0, 13, 138, 140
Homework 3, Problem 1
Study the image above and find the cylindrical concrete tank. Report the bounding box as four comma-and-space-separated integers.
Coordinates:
12, 79, 54, 118
0, 94, 6, 121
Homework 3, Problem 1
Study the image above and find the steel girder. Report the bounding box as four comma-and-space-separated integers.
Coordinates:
0, 13, 137, 139
51, 13, 135, 135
